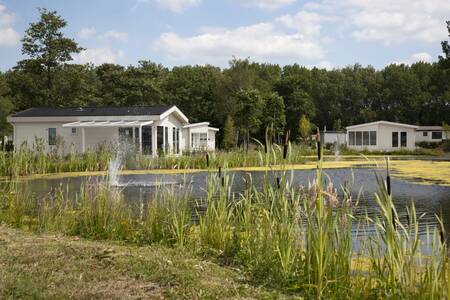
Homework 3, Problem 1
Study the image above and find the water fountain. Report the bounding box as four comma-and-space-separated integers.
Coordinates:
334, 137, 341, 160
108, 150, 122, 187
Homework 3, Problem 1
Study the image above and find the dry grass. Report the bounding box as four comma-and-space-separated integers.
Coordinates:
0, 225, 288, 299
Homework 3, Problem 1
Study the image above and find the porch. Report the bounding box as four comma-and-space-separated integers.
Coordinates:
62, 120, 181, 156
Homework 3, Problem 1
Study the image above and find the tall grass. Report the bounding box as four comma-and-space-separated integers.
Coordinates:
0, 142, 448, 299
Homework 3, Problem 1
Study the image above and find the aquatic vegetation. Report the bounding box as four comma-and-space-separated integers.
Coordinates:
0, 143, 448, 299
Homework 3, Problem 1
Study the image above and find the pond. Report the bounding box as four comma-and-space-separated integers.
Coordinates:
12, 166, 450, 243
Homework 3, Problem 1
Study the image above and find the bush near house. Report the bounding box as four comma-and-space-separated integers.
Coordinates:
416, 141, 443, 149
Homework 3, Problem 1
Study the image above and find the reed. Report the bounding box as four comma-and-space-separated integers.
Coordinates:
0, 144, 448, 299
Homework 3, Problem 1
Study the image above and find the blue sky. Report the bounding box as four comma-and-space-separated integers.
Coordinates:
0, 0, 448, 71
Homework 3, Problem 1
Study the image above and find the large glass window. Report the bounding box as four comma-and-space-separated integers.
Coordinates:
157, 126, 164, 152
370, 131, 376, 146
363, 131, 369, 146
349, 131, 355, 146
349, 130, 377, 146
432, 131, 442, 139
392, 132, 398, 147
173, 128, 180, 154
400, 132, 407, 147
164, 127, 169, 153
48, 128, 56, 146
142, 126, 152, 155
119, 128, 133, 144
355, 131, 362, 146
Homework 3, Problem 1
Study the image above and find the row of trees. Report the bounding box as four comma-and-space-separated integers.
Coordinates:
0, 10, 449, 148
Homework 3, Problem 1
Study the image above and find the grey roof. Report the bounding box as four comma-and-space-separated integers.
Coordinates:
417, 126, 443, 131
12, 106, 174, 117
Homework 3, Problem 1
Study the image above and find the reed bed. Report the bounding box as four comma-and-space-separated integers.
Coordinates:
0, 142, 448, 299
0, 140, 317, 177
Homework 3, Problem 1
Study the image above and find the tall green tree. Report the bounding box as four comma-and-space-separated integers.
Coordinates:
262, 92, 286, 142
221, 115, 235, 150
163, 65, 221, 124
298, 115, 311, 143
20, 8, 83, 105
0, 74, 13, 136
234, 89, 264, 150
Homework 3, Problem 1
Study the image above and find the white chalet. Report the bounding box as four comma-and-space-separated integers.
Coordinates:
7, 105, 219, 156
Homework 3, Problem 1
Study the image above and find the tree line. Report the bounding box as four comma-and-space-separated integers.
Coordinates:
0, 9, 449, 148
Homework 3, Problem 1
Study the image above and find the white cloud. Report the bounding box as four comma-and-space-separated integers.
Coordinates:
394, 52, 433, 65
140, 0, 201, 13
154, 22, 325, 65
305, 0, 450, 44
100, 30, 128, 42
276, 10, 330, 38
410, 52, 432, 63
0, 4, 19, 46
0, 27, 19, 46
78, 27, 97, 39
78, 28, 128, 42
237, 0, 295, 9
73, 48, 125, 65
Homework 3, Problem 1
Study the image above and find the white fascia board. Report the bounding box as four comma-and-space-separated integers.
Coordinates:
208, 127, 220, 131
63, 120, 154, 128
9, 115, 158, 123
183, 122, 210, 129
160, 106, 189, 124
346, 120, 418, 130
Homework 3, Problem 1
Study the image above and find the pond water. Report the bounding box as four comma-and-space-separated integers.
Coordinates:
13, 167, 450, 241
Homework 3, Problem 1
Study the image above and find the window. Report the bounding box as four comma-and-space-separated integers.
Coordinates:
118, 128, 133, 144
191, 132, 208, 149
400, 132, 407, 147
363, 131, 369, 146
370, 131, 377, 146
355, 131, 362, 146
134, 128, 140, 148
173, 128, 180, 154
349, 131, 355, 146
423, 131, 428, 137
142, 126, 152, 155
164, 127, 169, 153
432, 131, 442, 139
157, 126, 164, 152
392, 132, 398, 147
48, 128, 56, 146
71, 128, 77, 135
349, 130, 377, 146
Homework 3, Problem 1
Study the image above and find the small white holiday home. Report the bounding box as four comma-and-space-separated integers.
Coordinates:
415, 126, 448, 143
7, 105, 219, 156
346, 121, 418, 151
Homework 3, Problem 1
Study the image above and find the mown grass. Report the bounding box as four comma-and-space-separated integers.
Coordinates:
0, 142, 449, 299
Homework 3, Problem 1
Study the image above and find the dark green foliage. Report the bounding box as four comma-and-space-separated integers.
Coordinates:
262, 92, 286, 138
0, 74, 13, 136
221, 115, 235, 150
20, 8, 83, 106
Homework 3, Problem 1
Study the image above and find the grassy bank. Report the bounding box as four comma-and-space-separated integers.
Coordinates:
0, 225, 284, 299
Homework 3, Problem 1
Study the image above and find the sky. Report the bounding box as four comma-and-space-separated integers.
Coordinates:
0, 0, 449, 71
